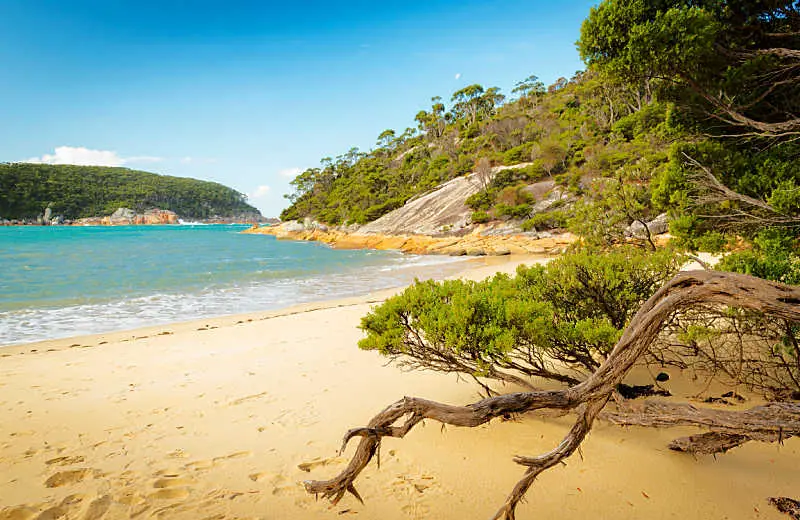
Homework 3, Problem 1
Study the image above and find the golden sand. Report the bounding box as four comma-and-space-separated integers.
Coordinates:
0, 255, 797, 519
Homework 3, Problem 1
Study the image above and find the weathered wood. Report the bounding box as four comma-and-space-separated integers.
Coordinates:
668, 432, 751, 454
604, 401, 800, 443
304, 271, 800, 519
770, 497, 800, 519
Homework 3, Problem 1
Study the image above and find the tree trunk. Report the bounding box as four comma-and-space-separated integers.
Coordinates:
303, 271, 800, 519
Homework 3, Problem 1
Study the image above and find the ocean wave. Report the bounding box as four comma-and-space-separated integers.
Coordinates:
0, 253, 467, 346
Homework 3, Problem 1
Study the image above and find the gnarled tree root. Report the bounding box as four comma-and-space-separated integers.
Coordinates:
770, 497, 800, 519
303, 271, 800, 519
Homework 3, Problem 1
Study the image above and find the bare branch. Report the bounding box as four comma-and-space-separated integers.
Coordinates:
305, 271, 800, 519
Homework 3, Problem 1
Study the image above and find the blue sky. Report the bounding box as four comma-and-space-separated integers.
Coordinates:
1, 0, 597, 217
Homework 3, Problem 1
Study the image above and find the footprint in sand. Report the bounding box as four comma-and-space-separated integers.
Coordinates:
211, 451, 251, 464
33, 506, 68, 520
183, 459, 215, 472
83, 495, 112, 520
149, 488, 190, 500
228, 392, 270, 406
152, 476, 194, 489
401, 503, 431, 516
249, 472, 296, 496
0, 506, 38, 520
44, 469, 96, 488
148, 475, 194, 500
297, 456, 344, 473
45, 455, 85, 466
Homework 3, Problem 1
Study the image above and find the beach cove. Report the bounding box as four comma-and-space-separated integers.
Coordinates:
1, 254, 798, 520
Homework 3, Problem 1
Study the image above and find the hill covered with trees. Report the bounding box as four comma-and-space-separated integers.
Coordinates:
281, 0, 799, 280
298, 1, 800, 517
0, 163, 261, 221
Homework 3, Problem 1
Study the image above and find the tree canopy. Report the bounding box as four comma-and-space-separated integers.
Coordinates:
0, 163, 261, 220
579, 0, 800, 138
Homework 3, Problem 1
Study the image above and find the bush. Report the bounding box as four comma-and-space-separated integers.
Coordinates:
502, 143, 534, 165
491, 165, 544, 190
359, 247, 684, 388
495, 203, 532, 219
466, 191, 494, 211
522, 210, 569, 231
471, 210, 491, 224
722, 251, 800, 284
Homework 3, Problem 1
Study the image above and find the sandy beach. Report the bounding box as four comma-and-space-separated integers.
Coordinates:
1, 254, 798, 520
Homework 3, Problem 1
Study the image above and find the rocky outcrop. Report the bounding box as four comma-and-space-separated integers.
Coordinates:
627, 213, 669, 239
249, 163, 672, 256
245, 222, 575, 256
356, 164, 532, 237
75, 208, 179, 226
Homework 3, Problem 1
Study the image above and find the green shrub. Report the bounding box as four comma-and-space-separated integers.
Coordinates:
612, 103, 667, 141
466, 191, 494, 211
495, 203, 532, 219
717, 231, 800, 284
471, 210, 491, 224
359, 247, 683, 388
522, 210, 569, 231
503, 143, 534, 165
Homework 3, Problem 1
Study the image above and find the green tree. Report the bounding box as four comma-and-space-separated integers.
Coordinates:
578, 0, 800, 138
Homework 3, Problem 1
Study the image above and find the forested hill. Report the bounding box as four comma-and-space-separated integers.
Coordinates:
0, 163, 261, 220
281, 0, 799, 269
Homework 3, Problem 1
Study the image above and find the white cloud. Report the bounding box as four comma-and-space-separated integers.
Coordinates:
455, 73, 462, 80
278, 167, 303, 178
249, 185, 271, 199
24, 146, 163, 167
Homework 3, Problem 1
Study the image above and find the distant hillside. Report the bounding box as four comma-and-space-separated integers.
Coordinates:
280, 72, 675, 235
0, 163, 262, 221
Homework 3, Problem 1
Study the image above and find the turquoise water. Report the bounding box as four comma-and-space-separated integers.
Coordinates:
0, 225, 463, 345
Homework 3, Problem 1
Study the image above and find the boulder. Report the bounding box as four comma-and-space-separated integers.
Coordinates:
628, 213, 669, 238
531, 187, 568, 214
111, 208, 136, 219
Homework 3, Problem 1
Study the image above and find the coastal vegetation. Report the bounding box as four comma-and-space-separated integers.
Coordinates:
359, 247, 683, 389
0, 163, 260, 220
281, 0, 799, 282
302, 0, 800, 517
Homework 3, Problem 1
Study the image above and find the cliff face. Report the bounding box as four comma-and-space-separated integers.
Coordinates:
356, 164, 531, 237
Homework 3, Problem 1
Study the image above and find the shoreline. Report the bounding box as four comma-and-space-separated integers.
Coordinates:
1, 254, 543, 354
243, 224, 577, 256
0, 252, 797, 519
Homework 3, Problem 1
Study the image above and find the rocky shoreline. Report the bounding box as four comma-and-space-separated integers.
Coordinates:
244, 221, 577, 256
1, 207, 272, 226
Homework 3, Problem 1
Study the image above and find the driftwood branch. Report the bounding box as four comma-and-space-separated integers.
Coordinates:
770, 497, 800, 519
304, 271, 800, 519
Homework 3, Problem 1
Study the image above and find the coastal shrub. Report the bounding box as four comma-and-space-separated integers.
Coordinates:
491, 165, 544, 190
465, 191, 494, 211
495, 185, 531, 206
521, 210, 569, 231
359, 247, 684, 389
471, 210, 491, 224
495, 203, 532, 220
502, 142, 534, 165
